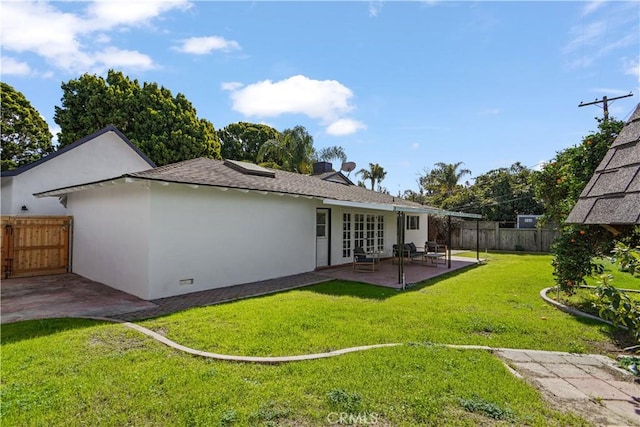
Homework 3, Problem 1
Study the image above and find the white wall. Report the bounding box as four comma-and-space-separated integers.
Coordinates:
1, 131, 152, 215
147, 184, 317, 299
1, 177, 13, 215
405, 213, 430, 248
69, 182, 152, 299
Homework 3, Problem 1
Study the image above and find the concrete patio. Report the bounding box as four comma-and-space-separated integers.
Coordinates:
316, 253, 482, 288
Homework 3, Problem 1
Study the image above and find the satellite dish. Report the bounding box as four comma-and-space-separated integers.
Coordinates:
341, 162, 356, 175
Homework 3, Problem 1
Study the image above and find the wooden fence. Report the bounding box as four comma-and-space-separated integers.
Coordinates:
450, 221, 559, 253
1, 216, 72, 278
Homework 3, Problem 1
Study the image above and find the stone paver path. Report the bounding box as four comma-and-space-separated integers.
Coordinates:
496, 349, 640, 426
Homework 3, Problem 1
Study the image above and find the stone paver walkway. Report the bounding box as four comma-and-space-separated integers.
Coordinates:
110, 272, 331, 321
496, 349, 639, 427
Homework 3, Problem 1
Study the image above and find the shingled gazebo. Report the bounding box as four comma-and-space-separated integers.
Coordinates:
566, 103, 640, 232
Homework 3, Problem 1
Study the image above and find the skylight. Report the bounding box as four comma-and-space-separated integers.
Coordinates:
223, 159, 276, 178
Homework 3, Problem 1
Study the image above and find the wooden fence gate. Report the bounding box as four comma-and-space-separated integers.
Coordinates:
1, 216, 72, 279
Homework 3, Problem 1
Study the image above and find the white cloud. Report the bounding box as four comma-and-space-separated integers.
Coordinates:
581, 1, 606, 17
221, 81, 244, 91
91, 47, 155, 71
368, 1, 383, 17
175, 36, 241, 55
326, 119, 367, 136
1, 57, 32, 76
411, 143, 420, 150
623, 57, 640, 81
0, 0, 189, 74
84, 0, 191, 30
227, 75, 365, 135
564, 3, 639, 70
230, 75, 354, 121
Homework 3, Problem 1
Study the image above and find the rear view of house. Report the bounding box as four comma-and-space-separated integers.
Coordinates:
37, 155, 455, 299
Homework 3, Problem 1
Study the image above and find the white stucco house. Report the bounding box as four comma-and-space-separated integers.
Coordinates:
36, 153, 479, 300
1, 126, 155, 215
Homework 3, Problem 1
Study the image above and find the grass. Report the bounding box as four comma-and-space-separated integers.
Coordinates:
140, 253, 612, 356
1, 253, 619, 426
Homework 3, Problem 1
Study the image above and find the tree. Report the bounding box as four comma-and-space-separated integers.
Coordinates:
54, 70, 220, 166
256, 125, 315, 173
1, 82, 53, 171
216, 122, 280, 163
357, 163, 387, 191
316, 146, 347, 166
533, 118, 623, 225
466, 162, 542, 221
417, 161, 471, 207
531, 117, 626, 293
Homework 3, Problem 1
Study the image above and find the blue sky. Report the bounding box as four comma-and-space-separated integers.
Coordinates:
2, 1, 639, 194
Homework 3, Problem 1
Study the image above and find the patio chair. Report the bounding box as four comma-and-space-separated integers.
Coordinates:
353, 247, 377, 272
425, 241, 447, 266
404, 242, 426, 263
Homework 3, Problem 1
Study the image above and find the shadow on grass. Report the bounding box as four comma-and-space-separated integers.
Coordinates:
1, 317, 110, 345
302, 263, 482, 301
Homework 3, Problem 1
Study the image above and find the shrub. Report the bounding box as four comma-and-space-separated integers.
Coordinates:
591, 275, 640, 345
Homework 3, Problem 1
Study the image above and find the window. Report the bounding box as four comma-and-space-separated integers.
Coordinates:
366, 214, 375, 250
406, 215, 420, 230
342, 213, 351, 258
354, 214, 365, 252
316, 211, 327, 237
344, 212, 385, 257
377, 215, 384, 251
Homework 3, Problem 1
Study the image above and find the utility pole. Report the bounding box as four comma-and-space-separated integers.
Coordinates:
578, 92, 633, 121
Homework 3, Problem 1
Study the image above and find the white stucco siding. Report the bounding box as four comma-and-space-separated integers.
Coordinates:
147, 184, 316, 299
69, 182, 151, 299
405, 213, 430, 248
1, 177, 13, 215
1, 131, 152, 215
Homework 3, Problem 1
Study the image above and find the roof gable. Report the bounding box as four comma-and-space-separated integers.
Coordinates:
1, 125, 155, 177
566, 103, 640, 225
313, 171, 355, 186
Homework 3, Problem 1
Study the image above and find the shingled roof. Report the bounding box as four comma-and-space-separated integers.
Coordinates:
127, 157, 418, 207
566, 103, 640, 225
35, 157, 482, 218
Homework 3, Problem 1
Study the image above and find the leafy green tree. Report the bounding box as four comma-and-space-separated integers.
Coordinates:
422, 162, 471, 196
533, 118, 623, 225
468, 163, 542, 221
217, 122, 280, 163
357, 163, 387, 191
316, 146, 347, 166
531, 117, 626, 293
257, 125, 315, 173
1, 82, 53, 171
54, 70, 220, 166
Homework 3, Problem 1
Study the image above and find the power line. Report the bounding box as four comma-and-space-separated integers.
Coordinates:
578, 92, 634, 121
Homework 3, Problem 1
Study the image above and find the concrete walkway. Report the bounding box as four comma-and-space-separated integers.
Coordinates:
496, 348, 639, 427
111, 272, 331, 321
0, 273, 157, 323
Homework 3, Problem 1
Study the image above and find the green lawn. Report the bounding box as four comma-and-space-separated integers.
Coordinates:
1, 253, 621, 426
140, 253, 613, 356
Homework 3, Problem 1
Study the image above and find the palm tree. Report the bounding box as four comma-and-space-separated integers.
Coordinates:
257, 125, 314, 173
316, 146, 347, 166
357, 163, 387, 191
421, 162, 471, 196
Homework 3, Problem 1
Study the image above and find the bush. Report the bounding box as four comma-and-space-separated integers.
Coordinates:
591, 275, 640, 345
551, 225, 606, 294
